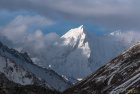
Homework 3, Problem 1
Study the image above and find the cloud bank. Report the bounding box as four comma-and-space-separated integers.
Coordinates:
0, 15, 60, 61
0, 0, 140, 30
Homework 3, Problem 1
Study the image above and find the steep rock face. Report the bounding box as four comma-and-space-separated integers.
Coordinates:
0, 42, 71, 92
63, 43, 140, 94
53, 25, 92, 80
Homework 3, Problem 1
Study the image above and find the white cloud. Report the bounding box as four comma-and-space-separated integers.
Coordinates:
0, 15, 59, 57
0, 15, 55, 42
110, 30, 140, 45
0, 14, 60, 68
1, 24, 27, 42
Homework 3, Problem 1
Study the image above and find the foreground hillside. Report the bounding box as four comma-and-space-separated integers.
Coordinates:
63, 43, 140, 94
0, 73, 58, 94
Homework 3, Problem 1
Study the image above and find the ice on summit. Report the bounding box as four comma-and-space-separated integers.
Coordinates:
61, 25, 85, 39
48, 25, 92, 80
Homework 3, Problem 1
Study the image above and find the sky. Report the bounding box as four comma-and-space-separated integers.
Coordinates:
0, 0, 140, 35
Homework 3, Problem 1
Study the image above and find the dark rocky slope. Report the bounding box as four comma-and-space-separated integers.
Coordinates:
63, 43, 140, 94
0, 73, 58, 94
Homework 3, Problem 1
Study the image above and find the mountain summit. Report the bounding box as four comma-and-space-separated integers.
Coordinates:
61, 25, 90, 58
59, 25, 92, 79
62, 25, 85, 39
45, 25, 92, 82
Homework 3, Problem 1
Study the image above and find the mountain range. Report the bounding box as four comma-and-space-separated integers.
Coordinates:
20, 25, 134, 82
0, 41, 71, 92
29, 25, 137, 82
0, 25, 140, 94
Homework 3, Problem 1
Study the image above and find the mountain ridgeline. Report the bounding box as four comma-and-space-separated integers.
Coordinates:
0, 41, 71, 92
0, 26, 140, 94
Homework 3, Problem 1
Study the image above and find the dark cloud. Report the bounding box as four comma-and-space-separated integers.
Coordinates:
0, 0, 140, 30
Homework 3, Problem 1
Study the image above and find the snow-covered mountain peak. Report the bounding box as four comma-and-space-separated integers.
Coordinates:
61, 25, 86, 39
61, 25, 89, 48
49, 25, 92, 79
60, 25, 91, 58
41, 26, 92, 80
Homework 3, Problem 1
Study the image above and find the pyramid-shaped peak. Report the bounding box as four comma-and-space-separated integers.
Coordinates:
61, 25, 86, 38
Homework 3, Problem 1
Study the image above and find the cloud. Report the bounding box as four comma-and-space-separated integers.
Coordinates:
110, 30, 140, 45
0, 14, 59, 49
0, 0, 140, 30
0, 14, 60, 66
8, 15, 54, 26
0, 15, 54, 42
